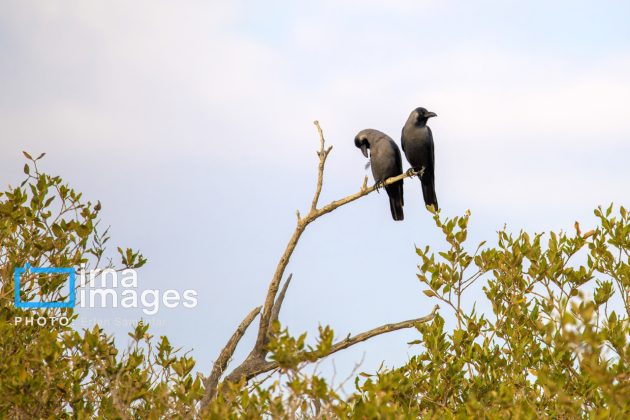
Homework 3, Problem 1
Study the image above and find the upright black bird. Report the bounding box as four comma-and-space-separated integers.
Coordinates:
355, 129, 404, 221
401, 107, 439, 210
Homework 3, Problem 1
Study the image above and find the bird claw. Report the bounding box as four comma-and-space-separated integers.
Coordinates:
374, 181, 385, 193
406, 167, 426, 177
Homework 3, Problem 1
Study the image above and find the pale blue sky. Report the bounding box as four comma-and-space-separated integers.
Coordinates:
2, 1, 630, 385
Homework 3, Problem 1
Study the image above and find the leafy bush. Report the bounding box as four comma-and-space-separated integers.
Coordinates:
2, 156, 629, 418
1, 156, 201, 418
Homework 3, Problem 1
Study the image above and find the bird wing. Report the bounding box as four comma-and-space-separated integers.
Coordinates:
393, 139, 403, 173
400, 128, 406, 153
427, 126, 435, 175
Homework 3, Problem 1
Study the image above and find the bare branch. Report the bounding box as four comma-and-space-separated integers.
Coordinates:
222, 355, 274, 386
252, 166, 419, 359
253, 226, 306, 355
311, 120, 331, 212
320, 305, 439, 356
270, 273, 293, 327
224, 306, 439, 383
201, 306, 261, 407
308, 170, 416, 222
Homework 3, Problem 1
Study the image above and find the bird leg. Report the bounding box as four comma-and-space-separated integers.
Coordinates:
406, 168, 416, 176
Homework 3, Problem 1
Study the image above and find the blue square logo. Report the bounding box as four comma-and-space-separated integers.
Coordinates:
14, 263, 76, 309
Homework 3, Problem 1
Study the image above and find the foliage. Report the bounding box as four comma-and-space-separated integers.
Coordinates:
0, 155, 202, 419
206, 205, 630, 418
347, 205, 630, 418
2, 156, 630, 418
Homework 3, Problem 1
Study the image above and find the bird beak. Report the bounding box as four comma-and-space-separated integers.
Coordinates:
360, 143, 369, 158
425, 112, 437, 118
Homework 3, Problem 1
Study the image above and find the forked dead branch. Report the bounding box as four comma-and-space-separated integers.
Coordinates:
201, 121, 439, 407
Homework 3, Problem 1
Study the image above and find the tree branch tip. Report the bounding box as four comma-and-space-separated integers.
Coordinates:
269, 273, 294, 331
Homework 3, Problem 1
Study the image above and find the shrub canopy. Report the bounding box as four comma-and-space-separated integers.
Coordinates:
2, 156, 629, 418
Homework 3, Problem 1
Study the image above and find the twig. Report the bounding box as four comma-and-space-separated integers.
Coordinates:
270, 274, 293, 328
335, 353, 366, 395
313, 305, 439, 357
311, 121, 332, 212
201, 306, 261, 406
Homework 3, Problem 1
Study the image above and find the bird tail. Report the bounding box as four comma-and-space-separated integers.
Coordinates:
386, 181, 404, 221
420, 174, 438, 211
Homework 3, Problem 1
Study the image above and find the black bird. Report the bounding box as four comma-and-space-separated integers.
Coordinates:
355, 129, 404, 221
401, 107, 439, 210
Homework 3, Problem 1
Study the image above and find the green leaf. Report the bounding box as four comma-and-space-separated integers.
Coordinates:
423, 290, 437, 298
